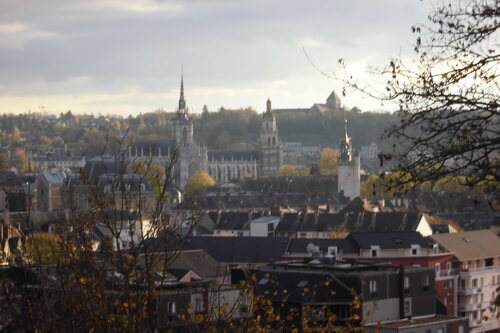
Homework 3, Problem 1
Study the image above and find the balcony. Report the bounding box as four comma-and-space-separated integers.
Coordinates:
459, 287, 482, 295
469, 319, 482, 328
459, 303, 479, 311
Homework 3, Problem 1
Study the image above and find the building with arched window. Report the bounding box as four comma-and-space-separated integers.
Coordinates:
128, 74, 282, 189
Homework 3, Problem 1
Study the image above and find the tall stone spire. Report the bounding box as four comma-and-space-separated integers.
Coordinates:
178, 67, 186, 112
339, 111, 352, 163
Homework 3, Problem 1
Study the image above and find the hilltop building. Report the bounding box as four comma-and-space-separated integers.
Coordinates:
128, 74, 281, 188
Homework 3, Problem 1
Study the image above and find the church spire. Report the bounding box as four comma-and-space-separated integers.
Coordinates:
340, 111, 352, 163
178, 67, 186, 112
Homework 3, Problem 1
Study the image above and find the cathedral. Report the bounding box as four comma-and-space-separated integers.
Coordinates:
128, 74, 282, 188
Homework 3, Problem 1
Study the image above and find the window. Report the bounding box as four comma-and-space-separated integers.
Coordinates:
472, 278, 478, 288
411, 248, 418, 256
404, 298, 411, 316
370, 245, 380, 257
446, 261, 452, 271
458, 325, 464, 333
404, 276, 411, 291
480, 277, 484, 287
168, 301, 176, 313
435, 263, 441, 274
369, 280, 377, 296
460, 279, 466, 290
423, 275, 430, 291
437, 328, 444, 333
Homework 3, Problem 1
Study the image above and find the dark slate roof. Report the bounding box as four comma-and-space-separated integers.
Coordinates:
287, 238, 359, 256
347, 231, 430, 249
276, 212, 422, 234
81, 156, 129, 182
177, 191, 348, 211
130, 140, 176, 156
208, 151, 259, 161
0, 171, 22, 187
251, 268, 355, 303
272, 108, 309, 116
209, 211, 262, 231
159, 236, 291, 264
397, 191, 498, 214
242, 176, 339, 193
433, 212, 496, 231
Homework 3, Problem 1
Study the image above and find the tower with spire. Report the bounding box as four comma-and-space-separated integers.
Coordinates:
259, 98, 282, 177
337, 114, 360, 199
171, 71, 208, 188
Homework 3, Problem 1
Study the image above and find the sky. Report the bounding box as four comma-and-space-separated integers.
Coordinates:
0, 0, 433, 116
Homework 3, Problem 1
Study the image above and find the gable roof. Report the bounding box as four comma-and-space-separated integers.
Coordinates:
160, 236, 291, 264
287, 238, 359, 255
431, 230, 500, 261
347, 231, 430, 249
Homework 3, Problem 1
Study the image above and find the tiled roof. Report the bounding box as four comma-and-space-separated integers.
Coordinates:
431, 230, 500, 261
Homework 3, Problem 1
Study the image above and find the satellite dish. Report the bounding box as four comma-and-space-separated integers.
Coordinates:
306, 243, 320, 255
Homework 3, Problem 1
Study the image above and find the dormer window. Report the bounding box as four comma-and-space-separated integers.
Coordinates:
411, 244, 420, 256
370, 245, 380, 257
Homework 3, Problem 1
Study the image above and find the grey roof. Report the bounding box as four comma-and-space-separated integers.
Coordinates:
130, 140, 176, 156
82, 156, 129, 182
177, 191, 348, 211
152, 236, 291, 264
287, 238, 359, 255
347, 231, 430, 249
275, 211, 422, 234
0, 171, 22, 187
209, 211, 261, 231
41, 171, 66, 185
208, 151, 259, 161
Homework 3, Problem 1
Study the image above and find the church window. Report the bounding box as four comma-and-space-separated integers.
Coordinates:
272, 136, 276, 146
267, 137, 271, 145
183, 127, 188, 143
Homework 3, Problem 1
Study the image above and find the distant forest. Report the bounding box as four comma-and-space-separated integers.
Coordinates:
0, 108, 398, 155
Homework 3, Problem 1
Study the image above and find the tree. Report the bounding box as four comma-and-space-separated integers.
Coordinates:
276, 165, 299, 176
14, 148, 34, 172
184, 170, 216, 197
319, 148, 339, 175
331, 0, 499, 190
11, 127, 22, 144
0, 154, 9, 171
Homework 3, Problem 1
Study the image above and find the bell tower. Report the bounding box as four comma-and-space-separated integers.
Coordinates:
173, 70, 193, 146
337, 115, 360, 199
259, 98, 282, 177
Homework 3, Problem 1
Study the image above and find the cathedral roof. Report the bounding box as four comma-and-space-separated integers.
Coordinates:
131, 140, 176, 156
208, 151, 259, 161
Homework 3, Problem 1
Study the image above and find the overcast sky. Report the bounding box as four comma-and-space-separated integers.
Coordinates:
0, 0, 433, 116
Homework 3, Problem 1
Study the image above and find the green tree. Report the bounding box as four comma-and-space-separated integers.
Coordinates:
432, 176, 470, 193
0, 154, 9, 171
184, 170, 216, 197
11, 127, 22, 144
22, 233, 64, 264
319, 148, 339, 176
277, 165, 299, 176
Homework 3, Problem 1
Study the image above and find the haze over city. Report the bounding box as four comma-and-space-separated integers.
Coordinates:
0, 0, 432, 115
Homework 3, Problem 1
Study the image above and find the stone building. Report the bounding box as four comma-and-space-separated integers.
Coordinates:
128, 75, 281, 188
337, 117, 360, 200
259, 98, 282, 177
